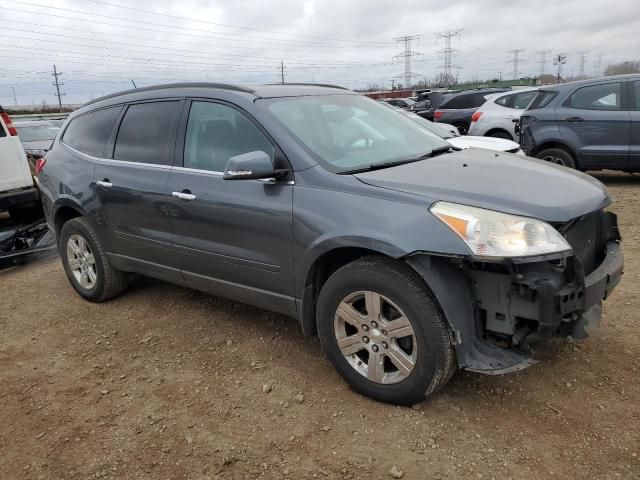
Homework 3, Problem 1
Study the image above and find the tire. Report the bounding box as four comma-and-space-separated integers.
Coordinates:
536, 147, 576, 169
59, 217, 127, 302
316, 256, 456, 405
487, 131, 513, 140
454, 123, 468, 135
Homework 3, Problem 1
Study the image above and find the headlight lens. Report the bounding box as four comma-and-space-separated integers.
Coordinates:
430, 201, 571, 258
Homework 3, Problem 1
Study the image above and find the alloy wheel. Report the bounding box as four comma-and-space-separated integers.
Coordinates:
66, 234, 97, 290
333, 291, 417, 384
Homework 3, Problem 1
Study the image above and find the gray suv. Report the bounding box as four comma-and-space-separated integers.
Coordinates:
39, 83, 623, 405
520, 74, 640, 171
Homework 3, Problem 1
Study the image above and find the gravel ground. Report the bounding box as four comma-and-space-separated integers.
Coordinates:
0, 173, 638, 480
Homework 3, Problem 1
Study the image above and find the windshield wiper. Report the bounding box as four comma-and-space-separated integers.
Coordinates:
340, 147, 452, 174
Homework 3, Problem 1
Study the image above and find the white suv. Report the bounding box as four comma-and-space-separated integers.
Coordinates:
0, 106, 40, 220
468, 88, 538, 140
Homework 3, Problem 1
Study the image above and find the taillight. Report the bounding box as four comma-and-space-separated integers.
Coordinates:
434, 111, 443, 120
471, 111, 483, 122
35, 157, 47, 175
0, 111, 17, 136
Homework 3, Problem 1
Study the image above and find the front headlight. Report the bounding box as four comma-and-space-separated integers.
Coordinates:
430, 201, 571, 258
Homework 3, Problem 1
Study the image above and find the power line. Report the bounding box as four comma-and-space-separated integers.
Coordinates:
52, 64, 64, 112
392, 35, 422, 87
435, 29, 462, 83
536, 49, 552, 77
507, 49, 526, 79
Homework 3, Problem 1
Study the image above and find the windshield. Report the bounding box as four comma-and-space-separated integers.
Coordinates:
15, 124, 60, 142
261, 95, 449, 173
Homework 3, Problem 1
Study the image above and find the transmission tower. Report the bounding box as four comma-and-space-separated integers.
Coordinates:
393, 35, 422, 88
552, 53, 567, 83
536, 49, 552, 77
507, 49, 526, 80
578, 52, 588, 77
593, 54, 603, 76
52, 64, 65, 112
435, 29, 462, 84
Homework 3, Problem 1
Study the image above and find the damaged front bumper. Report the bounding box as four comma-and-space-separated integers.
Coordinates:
408, 211, 623, 375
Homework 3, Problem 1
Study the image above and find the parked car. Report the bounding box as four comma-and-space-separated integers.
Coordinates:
520, 75, 639, 171
434, 88, 510, 135
15, 120, 61, 159
0, 106, 41, 221
467, 88, 538, 140
411, 90, 453, 120
382, 97, 415, 109
39, 83, 623, 405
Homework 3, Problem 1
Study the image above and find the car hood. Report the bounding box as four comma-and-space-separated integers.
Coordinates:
447, 135, 519, 152
354, 149, 610, 223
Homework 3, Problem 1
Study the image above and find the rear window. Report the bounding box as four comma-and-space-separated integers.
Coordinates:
113, 101, 179, 165
62, 106, 121, 157
470, 93, 489, 108
528, 91, 558, 110
440, 94, 470, 109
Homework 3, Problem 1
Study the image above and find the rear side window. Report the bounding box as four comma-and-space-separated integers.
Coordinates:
113, 101, 179, 164
440, 94, 470, 109
62, 106, 121, 157
528, 91, 558, 110
513, 91, 537, 109
633, 81, 640, 110
184, 101, 274, 173
567, 83, 621, 111
495, 93, 515, 107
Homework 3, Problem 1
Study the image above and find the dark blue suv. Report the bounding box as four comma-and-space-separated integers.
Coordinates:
38, 83, 623, 405
520, 75, 640, 171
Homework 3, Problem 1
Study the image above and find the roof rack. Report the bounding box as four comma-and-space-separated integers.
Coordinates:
83, 82, 255, 107
265, 82, 350, 91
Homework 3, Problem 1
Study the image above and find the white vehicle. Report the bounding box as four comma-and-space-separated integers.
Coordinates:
467, 88, 538, 140
0, 106, 40, 220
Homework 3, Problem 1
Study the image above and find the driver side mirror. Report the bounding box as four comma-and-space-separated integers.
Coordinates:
223, 150, 287, 181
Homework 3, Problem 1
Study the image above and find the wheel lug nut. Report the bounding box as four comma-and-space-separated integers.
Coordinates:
362, 325, 369, 332
362, 336, 369, 344
372, 344, 379, 353
371, 321, 378, 328
382, 342, 388, 349
381, 329, 388, 336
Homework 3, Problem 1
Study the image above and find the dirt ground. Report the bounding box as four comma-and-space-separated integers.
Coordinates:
1, 173, 638, 480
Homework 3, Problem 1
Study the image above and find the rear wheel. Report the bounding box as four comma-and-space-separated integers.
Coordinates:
59, 217, 127, 302
316, 256, 456, 405
454, 123, 468, 135
487, 130, 513, 140
536, 147, 576, 169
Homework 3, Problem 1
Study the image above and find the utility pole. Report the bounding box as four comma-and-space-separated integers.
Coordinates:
131, 80, 137, 88
52, 64, 64, 113
435, 29, 462, 85
578, 52, 588, 77
11, 87, 17, 106
552, 53, 567, 84
507, 49, 526, 80
536, 49, 552, 77
280, 60, 285, 84
393, 35, 422, 89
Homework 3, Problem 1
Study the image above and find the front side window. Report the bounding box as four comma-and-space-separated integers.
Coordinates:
184, 101, 274, 172
567, 83, 621, 111
113, 101, 179, 164
262, 94, 449, 173
62, 106, 121, 157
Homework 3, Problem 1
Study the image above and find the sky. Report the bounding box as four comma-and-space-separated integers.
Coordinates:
1, 0, 639, 107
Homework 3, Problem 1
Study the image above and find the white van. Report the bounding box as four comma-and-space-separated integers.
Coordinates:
0, 106, 39, 219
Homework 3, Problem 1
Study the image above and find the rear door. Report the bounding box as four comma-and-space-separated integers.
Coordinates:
630, 79, 640, 167
555, 80, 630, 168
167, 99, 295, 314
93, 100, 182, 280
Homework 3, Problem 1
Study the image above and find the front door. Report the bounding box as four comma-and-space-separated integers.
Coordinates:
167, 100, 295, 314
630, 80, 640, 167
93, 100, 182, 280
555, 81, 630, 168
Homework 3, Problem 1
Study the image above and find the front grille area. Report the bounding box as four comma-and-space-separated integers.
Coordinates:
561, 210, 605, 275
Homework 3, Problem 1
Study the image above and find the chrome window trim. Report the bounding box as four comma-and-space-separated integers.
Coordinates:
62, 142, 173, 169
172, 166, 224, 176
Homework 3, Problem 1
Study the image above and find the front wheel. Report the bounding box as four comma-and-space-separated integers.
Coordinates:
316, 256, 456, 405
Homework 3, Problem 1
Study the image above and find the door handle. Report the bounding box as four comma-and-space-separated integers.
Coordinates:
172, 190, 196, 201
566, 116, 584, 122
96, 179, 112, 188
